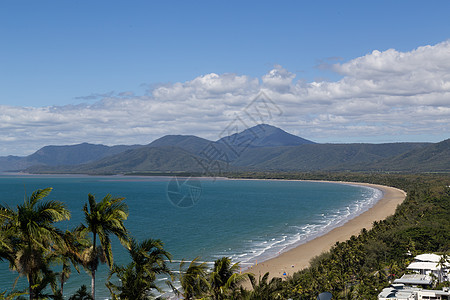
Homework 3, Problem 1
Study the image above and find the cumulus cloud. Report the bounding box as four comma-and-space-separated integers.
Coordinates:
262, 64, 296, 93
1, 41, 449, 155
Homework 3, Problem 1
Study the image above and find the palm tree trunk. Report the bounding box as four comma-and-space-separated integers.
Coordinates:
92, 233, 96, 300
92, 270, 95, 300
60, 271, 65, 297
27, 239, 35, 300
28, 274, 34, 300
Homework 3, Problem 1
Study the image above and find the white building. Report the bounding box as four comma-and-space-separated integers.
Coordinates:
378, 284, 450, 300
415, 254, 443, 263
407, 253, 450, 283
378, 254, 450, 299
394, 274, 433, 286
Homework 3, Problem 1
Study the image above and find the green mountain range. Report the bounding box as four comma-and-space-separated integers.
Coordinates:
0, 143, 141, 172
231, 142, 432, 171
2, 124, 448, 174
347, 138, 450, 172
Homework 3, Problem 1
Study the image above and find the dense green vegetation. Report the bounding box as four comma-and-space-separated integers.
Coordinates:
231, 142, 432, 171
0, 173, 449, 299
228, 172, 450, 299
0, 188, 71, 300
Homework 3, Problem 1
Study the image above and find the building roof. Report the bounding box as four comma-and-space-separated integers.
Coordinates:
379, 287, 416, 300
378, 286, 450, 300
407, 261, 440, 271
378, 288, 397, 298
394, 274, 433, 285
415, 253, 441, 263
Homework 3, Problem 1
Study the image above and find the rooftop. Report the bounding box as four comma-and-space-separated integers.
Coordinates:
408, 261, 441, 271
378, 285, 450, 300
415, 253, 443, 263
394, 274, 433, 285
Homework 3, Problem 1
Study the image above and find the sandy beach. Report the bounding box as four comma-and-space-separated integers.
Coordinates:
243, 181, 406, 280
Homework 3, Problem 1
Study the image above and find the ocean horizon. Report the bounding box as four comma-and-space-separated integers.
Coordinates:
0, 174, 382, 298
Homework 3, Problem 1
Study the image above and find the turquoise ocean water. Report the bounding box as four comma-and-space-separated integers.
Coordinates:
0, 175, 382, 298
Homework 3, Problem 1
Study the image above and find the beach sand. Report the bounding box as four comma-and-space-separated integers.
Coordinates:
242, 181, 406, 281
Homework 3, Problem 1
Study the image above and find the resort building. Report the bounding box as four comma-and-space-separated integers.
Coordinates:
406, 254, 450, 283
378, 284, 450, 300
394, 274, 433, 287
378, 254, 450, 299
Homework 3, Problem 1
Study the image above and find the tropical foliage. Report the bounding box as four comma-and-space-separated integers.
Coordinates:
209, 257, 250, 300
68, 285, 93, 300
0, 188, 70, 300
245, 272, 284, 299
77, 193, 130, 299
107, 238, 172, 299
169, 257, 210, 299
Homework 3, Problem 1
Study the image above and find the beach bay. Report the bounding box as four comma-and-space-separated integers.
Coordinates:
0, 175, 386, 298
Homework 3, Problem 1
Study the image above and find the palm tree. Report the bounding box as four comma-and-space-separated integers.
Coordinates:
0, 228, 13, 262
77, 193, 129, 300
209, 257, 250, 300
0, 187, 70, 300
29, 266, 59, 300
106, 238, 172, 299
437, 252, 449, 283
51, 229, 92, 297
169, 257, 210, 299
68, 285, 94, 300
248, 272, 283, 300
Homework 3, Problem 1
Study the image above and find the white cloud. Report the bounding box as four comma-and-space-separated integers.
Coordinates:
0, 41, 449, 156
262, 64, 296, 93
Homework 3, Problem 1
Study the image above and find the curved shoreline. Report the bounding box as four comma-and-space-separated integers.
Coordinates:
243, 181, 407, 279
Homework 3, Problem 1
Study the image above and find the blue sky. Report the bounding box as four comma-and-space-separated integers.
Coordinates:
0, 1, 449, 155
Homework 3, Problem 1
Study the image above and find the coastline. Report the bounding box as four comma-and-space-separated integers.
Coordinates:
2, 174, 406, 280
242, 181, 406, 280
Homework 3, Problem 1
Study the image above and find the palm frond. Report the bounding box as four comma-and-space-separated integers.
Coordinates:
36, 200, 71, 223
28, 188, 53, 207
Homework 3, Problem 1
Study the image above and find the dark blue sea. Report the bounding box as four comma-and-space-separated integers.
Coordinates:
0, 175, 382, 298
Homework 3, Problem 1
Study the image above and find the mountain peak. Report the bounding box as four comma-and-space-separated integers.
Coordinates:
217, 124, 315, 148
148, 135, 212, 155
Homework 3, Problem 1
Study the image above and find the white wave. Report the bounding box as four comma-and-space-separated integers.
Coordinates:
229, 185, 383, 267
